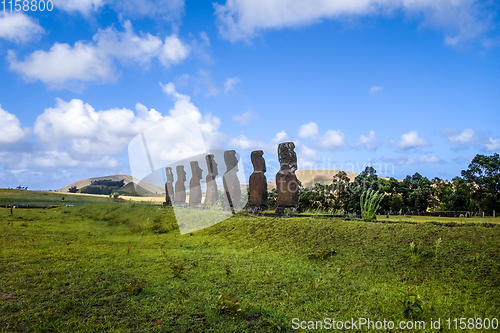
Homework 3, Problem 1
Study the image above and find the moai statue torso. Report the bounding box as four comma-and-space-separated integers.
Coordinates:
275, 142, 299, 212
174, 165, 186, 204
189, 161, 203, 205
204, 154, 219, 206
222, 150, 241, 211
164, 167, 174, 205
249, 150, 268, 213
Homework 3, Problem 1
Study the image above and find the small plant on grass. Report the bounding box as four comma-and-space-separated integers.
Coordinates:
224, 264, 231, 276
434, 238, 442, 260
409, 241, 419, 262
360, 188, 384, 222
126, 278, 145, 295
215, 294, 242, 318
308, 246, 337, 260
170, 263, 184, 278
398, 286, 424, 319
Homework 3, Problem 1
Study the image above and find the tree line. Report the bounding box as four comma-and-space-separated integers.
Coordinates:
281, 153, 500, 216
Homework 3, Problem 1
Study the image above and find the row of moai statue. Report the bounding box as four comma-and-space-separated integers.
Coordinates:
164, 142, 299, 213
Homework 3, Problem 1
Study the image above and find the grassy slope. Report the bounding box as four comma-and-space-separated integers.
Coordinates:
0, 198, 499, 332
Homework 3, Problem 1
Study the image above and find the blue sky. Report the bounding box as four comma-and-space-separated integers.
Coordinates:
0, 0, 499, 190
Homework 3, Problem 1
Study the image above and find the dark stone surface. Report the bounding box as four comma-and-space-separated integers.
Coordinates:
189, 161, 203, 205
174, 165, 186, 204
276, 142, 299, 210
164, 167, 174, 205
223, 150, 241, 211
249, 150, 268, 212
204, 154, 219, 206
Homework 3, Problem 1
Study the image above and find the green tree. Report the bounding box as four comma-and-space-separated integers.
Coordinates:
68, 186, 78, 193
461, 153, 500, 215
403, 173, 432, 212
331, 171, 351, 212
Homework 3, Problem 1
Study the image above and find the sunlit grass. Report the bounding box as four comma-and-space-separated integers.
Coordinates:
1, 191, 499, 332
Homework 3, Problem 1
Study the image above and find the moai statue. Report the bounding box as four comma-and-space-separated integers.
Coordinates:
164, 167, 174, 205
223, 150, 241, 212
248, 150, 268, 213
275, 142, 299, 214
204, 154, 219, 206
189, 161, 203, 205
174, 165, 186, 205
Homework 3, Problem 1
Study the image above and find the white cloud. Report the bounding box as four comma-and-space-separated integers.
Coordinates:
214, 0, 494, 45
160, 82, 225, 149
485, 138, 500, 152
296, 142, 321, 169
229, 135, 263, 150
34, 98, 164, 155
390, 130, 430, 150
53, 0, 104, 14
109, 0, 185, 20
356, 130, 380, 151
232, 111, 258, 125
315, 129, 346, 150
224, 77, 241, 93
8, 20, 189, 90
418, 155, 442, 163
298, 122, 318, 138
0, 150, 119, 169
0, 12, 44, 43
448, 128, 476, 144
272, 130, 289, 143
370, 86, 382, 95
0, 105, 29, 144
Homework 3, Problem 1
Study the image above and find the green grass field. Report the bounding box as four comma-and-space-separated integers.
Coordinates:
1, 190, 499, 332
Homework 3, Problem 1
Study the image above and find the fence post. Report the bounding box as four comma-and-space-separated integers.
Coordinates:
494, 210, 496, 218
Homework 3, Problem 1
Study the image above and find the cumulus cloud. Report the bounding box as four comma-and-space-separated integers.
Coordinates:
447, 128, 476, 144
298, 122, 318, 138
214, 0, 495, 45
8, 20, 189, 90
160, 82, 225, 149
296, 142, 321, 169
224, 77, 241, 93
0, 105, 29, 144
229, 135, 263, 150
34, 98, 165, 155
390, 130, 430, 151
0, 12, 44, 43
486, 138, 500, 152
232, 111, 258, 125
370, 86, 382, 95
356, 130, 380, 151
271, 130, 289, 143
315, 129, 346, 150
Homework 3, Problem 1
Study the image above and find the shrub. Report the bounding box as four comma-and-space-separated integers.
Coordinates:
360, 188, 384, 222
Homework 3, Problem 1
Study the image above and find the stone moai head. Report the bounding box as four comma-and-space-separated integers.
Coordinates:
278, 142, 297, 172
176, 165, 186, 182
190, 161, 203, 180
165, 167, 174, 182
206, 154, 218, 177
224, 150, 239, 172
251, 150, 266, 173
